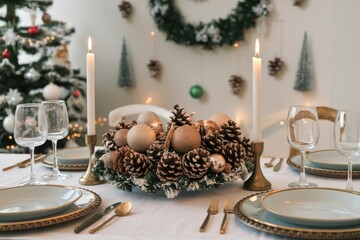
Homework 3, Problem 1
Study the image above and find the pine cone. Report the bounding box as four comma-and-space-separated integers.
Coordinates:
238, 136, 254, 162
147, 140, 165, 164
147, 59, 161, 77
118, 1, 132, 18
222, 142, 246, 170
123, 151, 153, 177
168, 104, 192, 128
182, 148, 211, 179
293, 0, 304, 6
268, 57, 283, 76
157, 151, 183, 183
228, 75, 245, 95
201, 132, 223, 154
218, 120, 241, 145
112, 146, 132, 174
102, 120, 136, 151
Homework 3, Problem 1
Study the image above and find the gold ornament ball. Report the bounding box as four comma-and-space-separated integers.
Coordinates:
210, 154, 226, 173
127, 124, 156, 152
171, 125, 201, 154
99, 151, 115, 169
209, 114, 231, 128
204, 120, 219, 134
113, 129, 129, 147
137, 111, 161, 126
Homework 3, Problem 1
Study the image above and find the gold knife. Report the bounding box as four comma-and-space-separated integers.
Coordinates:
2, 154, 44, 171
273, 158, 285, 172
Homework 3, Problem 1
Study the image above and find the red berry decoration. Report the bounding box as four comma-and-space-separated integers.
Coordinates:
28, 26, 39, 35
2, 49, 10, 59
72, 89, 81, 98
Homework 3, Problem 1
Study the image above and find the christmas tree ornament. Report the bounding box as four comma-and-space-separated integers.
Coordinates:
4, 29, 16, 46
99, 151, 115, 169
147, 59, 161, 77
127, 124, 156, 152
171, 125, 201, 154
157, 151, 183, 183
137, 111, 161, 126
268, 57, 284, 76
118, 1, 132, 18
118, 38, 134, 87
209, 154, 226, 173
189, 85, 204, 99
209, 114, 231, 128
2, 49, 10, 59
42, 12, 51, 23
228, 75, 245, 95
252, 0, 273, 37
43, 82, 62, 100
293, 0, 305, 6
203, 120, 219, 134
5, 89, 23, 106
182, 148, 211, 179
27, 26, 39, 35
294, 32, 312, 91
113, 129, 129, 147
72, 89, 81, 98
24, 67, 41, 82
3, 113, 15, 133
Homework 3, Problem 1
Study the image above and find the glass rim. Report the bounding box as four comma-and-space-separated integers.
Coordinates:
41, 100, 65, 104
16, 103, 42, 107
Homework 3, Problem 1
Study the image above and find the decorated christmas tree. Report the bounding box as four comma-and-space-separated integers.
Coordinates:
0, 0, 87, 152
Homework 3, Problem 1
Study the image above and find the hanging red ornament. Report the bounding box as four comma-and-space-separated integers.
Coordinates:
2, 49, 10, 59
28, 26, 39, 35
72, 89, 81, 98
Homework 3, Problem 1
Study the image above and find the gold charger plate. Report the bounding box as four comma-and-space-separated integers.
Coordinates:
287, 154, 360, 179
235, 191, 360, 239
0, 187, 101, 232
42, 155, 88, 171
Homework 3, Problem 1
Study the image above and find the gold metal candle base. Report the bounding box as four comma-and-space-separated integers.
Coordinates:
243, 141, 271, 191
79, 135, 105, 186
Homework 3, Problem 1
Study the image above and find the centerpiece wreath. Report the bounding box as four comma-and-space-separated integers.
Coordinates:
149, 0, 268, 49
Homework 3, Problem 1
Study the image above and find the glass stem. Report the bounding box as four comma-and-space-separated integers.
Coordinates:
52, 140, 60, 174
29, 147, 36, 184
347, 156, 353, 191
299, 151, 307, 184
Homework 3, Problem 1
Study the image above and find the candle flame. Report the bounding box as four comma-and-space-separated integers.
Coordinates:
88, 36, 92, 53
255, 38, 260, 57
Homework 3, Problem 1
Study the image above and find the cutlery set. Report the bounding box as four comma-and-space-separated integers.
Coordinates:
2, 155, 45, 171
199, 198, 234, 234
264, 157, 285, 172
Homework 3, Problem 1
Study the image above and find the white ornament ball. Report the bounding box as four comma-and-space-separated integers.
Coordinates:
137, 111, 161, 126
210, 154, 226, 173
113, 129, 129, 147
127, 124, 156, 152
43, 82, 62, 100
99, 151, 115, 169
171, 125, 201, 154
3, 114, 14, 133
209, 114, 231, 128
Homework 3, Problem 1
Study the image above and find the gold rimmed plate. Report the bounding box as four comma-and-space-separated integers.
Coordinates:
0, 187, 101, 232
235, 190, 360, 239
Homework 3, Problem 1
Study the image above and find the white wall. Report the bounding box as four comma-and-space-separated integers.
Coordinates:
46, 0, 357, 157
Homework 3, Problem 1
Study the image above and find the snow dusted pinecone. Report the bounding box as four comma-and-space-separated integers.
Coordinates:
219, 120, 241, 145
201, 132, 223, 154
147, 140, 165, 164
239, 136, 254, 162
112, 146, 132, 174
168, 104, 192, 127
102, 120, 136, 151
182, 148, 211, 179
123, 151, 153, 177
222, 142, 246, 170
156, 151, 183, 183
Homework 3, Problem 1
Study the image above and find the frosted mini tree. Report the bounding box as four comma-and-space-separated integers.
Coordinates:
294, 32, 312, 91
118, 37, 134, 87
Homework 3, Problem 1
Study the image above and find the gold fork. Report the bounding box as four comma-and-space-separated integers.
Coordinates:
220, 198, 234, 234
199, 198, 219, 232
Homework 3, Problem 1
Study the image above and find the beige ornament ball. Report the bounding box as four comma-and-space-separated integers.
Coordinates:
171, 125, 201, 154
204, 120, 219, 134
113, 129, 129, 147
137, 111, 161, 126
99, 151, 116, 169
209, 154, 226, 173
127, 124, 156, 152
209, 114, 231, 128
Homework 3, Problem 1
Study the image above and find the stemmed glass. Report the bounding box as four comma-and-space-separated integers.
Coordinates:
334, 110, 360, 191
286, 106, 319, 188
42, 100, 71, 181
14, 103, 47, 185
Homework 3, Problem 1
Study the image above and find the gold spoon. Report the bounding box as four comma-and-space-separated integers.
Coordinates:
89, 201, 132, 234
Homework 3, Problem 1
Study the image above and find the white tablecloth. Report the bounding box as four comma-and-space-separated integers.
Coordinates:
0, 153, 354, 240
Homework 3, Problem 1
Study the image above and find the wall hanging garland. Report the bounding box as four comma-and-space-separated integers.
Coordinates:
149, 0, 270, 50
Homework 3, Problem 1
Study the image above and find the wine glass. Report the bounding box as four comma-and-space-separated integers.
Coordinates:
286, 106, 319, 188
42, 100, 71, 181
334, 110, 360, 191
14, 103, 47, 185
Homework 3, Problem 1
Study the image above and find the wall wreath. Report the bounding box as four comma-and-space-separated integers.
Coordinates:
149, 0, 270, 50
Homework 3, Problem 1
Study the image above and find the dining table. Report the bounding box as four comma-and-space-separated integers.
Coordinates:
0, 152, 357, 240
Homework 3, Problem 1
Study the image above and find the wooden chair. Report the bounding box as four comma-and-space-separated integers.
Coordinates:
108, 104, 171, 127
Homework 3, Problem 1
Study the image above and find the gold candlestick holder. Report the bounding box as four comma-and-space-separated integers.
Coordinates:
243, 141, 271, 191
79, 135, 105, 185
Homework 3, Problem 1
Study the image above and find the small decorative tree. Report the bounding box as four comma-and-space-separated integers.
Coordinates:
294, 32, 312, 92
118, 38, 134, 87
